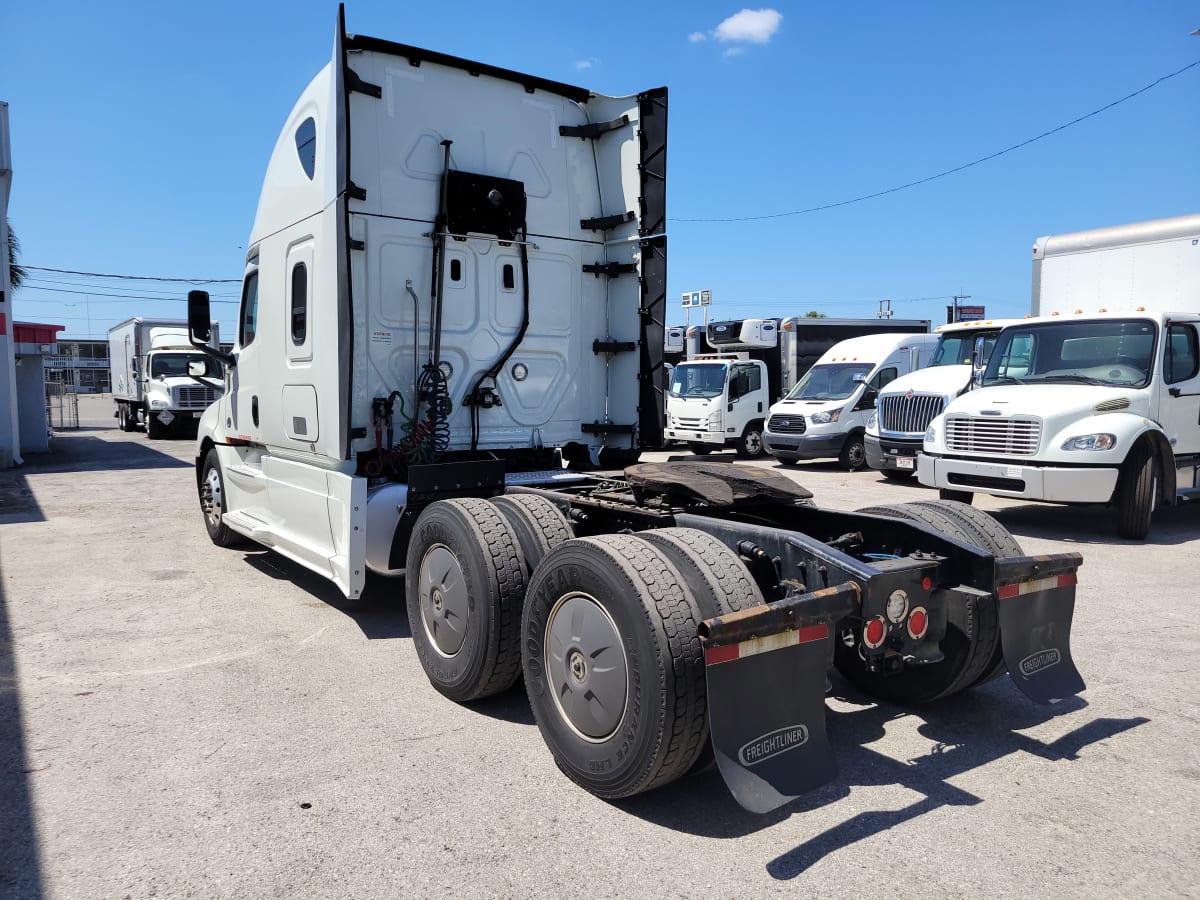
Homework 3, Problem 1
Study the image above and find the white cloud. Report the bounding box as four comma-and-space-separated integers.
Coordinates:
575, 59, 594, 71
724, 46, 747, 58
714, 8, 782, 44
688, 31, 707, 43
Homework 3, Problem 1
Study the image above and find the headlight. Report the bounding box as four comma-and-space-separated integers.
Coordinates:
150, 398, 170, 409
706, 412, 721, 429
924, 425, 937, 443
1061, 433, 1116, 451
810, 409, 841, 425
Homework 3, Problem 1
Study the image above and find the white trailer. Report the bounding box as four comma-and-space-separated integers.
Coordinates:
183, 7, 1088, 814
108, 317, 222, 438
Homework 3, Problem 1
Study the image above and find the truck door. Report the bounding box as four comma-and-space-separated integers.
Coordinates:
1160, 321, 1200, 458
230, 266, 261, 443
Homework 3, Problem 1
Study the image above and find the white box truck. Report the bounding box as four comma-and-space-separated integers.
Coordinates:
108, 317, 223, 438
664, 316, 928, 458
865, 318, 1024, 478
920, 213, 1200, 537
183, 7, 1087, 814
763, 332, 939, 469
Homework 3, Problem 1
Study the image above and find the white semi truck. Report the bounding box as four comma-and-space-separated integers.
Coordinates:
664, 316, 929, 457
920, 214, 1200, 537
865, 318, 1024, 478
108, 317, 223, 438
184, 7, 1087, 814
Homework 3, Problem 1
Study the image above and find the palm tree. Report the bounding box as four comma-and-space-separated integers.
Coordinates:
6, 219, 26, 290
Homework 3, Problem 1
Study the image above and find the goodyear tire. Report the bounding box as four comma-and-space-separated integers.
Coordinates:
199, 448, 242, 548
405, 498, 526, 702
490, 494, 572, 576
1117, 444, 1158, 540
522, 535, 708, 799
838, 502, 1001, 704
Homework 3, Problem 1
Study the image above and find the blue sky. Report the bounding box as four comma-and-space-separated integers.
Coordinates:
3, 1, 1198, 339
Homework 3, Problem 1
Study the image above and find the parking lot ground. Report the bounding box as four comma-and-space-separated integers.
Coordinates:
2, 395, 1198, 897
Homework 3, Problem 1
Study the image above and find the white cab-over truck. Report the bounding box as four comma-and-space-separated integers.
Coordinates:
108, 317, 223, 438
920, 214, 1200, 537
764, 332, 939, 470
184, 6, 1087, 814
664, 316, 928, 458
866, 319, 1023, 479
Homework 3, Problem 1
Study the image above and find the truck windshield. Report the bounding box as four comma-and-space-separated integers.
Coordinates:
150, 353, 222, 378
785, 363, 873, 401
983, 318, 1155, 388
669, 363, 728, 398
929, 331, 999, 367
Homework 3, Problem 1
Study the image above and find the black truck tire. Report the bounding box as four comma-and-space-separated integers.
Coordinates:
199, 448, 242, 548
490, 494, 573, 577
1116, 444, 1158, 540
522, 534, 708, 799
688, 443, 714, 456
734, 423, 765, 459
146, 410, 167, 440
839, 431, 867, 471
938, 488, 973, 505
910, 499, 1023, 686
837, 503, 1001, 704
405, 498, 526, 702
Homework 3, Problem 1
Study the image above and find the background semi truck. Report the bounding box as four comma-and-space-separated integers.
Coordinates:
920, 213, 1200, 536
664, 316, 929, 457
185, 7, 1087, 813
108, 317, 223, 438
865, 318, 1024, 478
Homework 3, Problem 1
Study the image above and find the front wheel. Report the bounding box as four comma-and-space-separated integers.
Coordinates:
687, 442, 714, 456
734, 423, 765, 459
1116, 444, 1158, 539
146, 411, 166, 440
199, 448, 242, 547
838, 431, 867, 471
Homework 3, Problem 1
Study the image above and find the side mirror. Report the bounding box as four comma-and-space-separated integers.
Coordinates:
187, 359, 209, 377
130, 357, 140, 377
852, 372, 868, 383
188, 290, 212, 344
971, 368, 985, 387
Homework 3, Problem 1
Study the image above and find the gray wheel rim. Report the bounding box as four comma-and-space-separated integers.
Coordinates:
545, 592, 628, 741
745, 430, 763, 454
847, 441, 865, 468
202, 466, 223, 527
419, 544, 470, 657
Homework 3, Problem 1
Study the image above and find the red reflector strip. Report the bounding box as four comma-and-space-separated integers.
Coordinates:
997, 572, 1077, 600
704, 623, 829, 666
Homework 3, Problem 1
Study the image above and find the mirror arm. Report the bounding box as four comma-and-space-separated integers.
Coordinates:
189, 336, 236, 369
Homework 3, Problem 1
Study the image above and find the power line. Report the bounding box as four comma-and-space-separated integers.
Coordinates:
16, 285, 240, 304
673, 58, 1200, 223
23, 275, 240, 298
25, 265, 241, 283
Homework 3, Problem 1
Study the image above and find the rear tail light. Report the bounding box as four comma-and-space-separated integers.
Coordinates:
907, 607, 929, 640
863, 616, 886, 649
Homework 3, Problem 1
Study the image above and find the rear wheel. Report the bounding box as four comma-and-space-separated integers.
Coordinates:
489, 494, 572, 576
522, 535, 708, 799
199, 448, 242, 548
734, 423, 765, 459
1117, 444, 1158, 539
839, 431, 867, 471
405, 498, 526, 702
838, 502, 1000, 704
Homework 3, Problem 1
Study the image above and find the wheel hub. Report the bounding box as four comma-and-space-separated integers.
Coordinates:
544, 593, 628, 741
419, 545, 470, 657
202, 467, 222, 522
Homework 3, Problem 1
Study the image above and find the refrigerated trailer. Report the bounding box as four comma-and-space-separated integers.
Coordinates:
186, 6, 1086, 814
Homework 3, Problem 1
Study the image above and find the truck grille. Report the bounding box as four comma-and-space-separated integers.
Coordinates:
944, 415, 1041, 455
674, 416, 705, 429
767, 414, 807, 435
174, 385, 219, 409
879, 394, 945, 435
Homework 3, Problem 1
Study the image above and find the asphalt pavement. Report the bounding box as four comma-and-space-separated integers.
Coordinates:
1, 394, 1197, 898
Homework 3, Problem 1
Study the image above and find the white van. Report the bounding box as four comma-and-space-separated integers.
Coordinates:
764, 332, 938, 469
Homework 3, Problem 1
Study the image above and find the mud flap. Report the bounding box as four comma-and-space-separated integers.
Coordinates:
996, 555, 1086, 704
703, 623, 836, 814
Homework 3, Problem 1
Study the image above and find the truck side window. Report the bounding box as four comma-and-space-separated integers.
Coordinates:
290, 263, 307, 345
240, 272, 259, 347
1165, 324, 1199, 384
295, 117, 316, 180
870, 367, 898, 391
744, 365, 761, 394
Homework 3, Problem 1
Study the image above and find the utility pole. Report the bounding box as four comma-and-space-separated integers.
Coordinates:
952, 293, 971, 324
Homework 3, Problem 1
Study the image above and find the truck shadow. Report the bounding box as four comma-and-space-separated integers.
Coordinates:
614, 676, 1147, 867
988, 502, 1197, 547
16, 433, 190, 474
